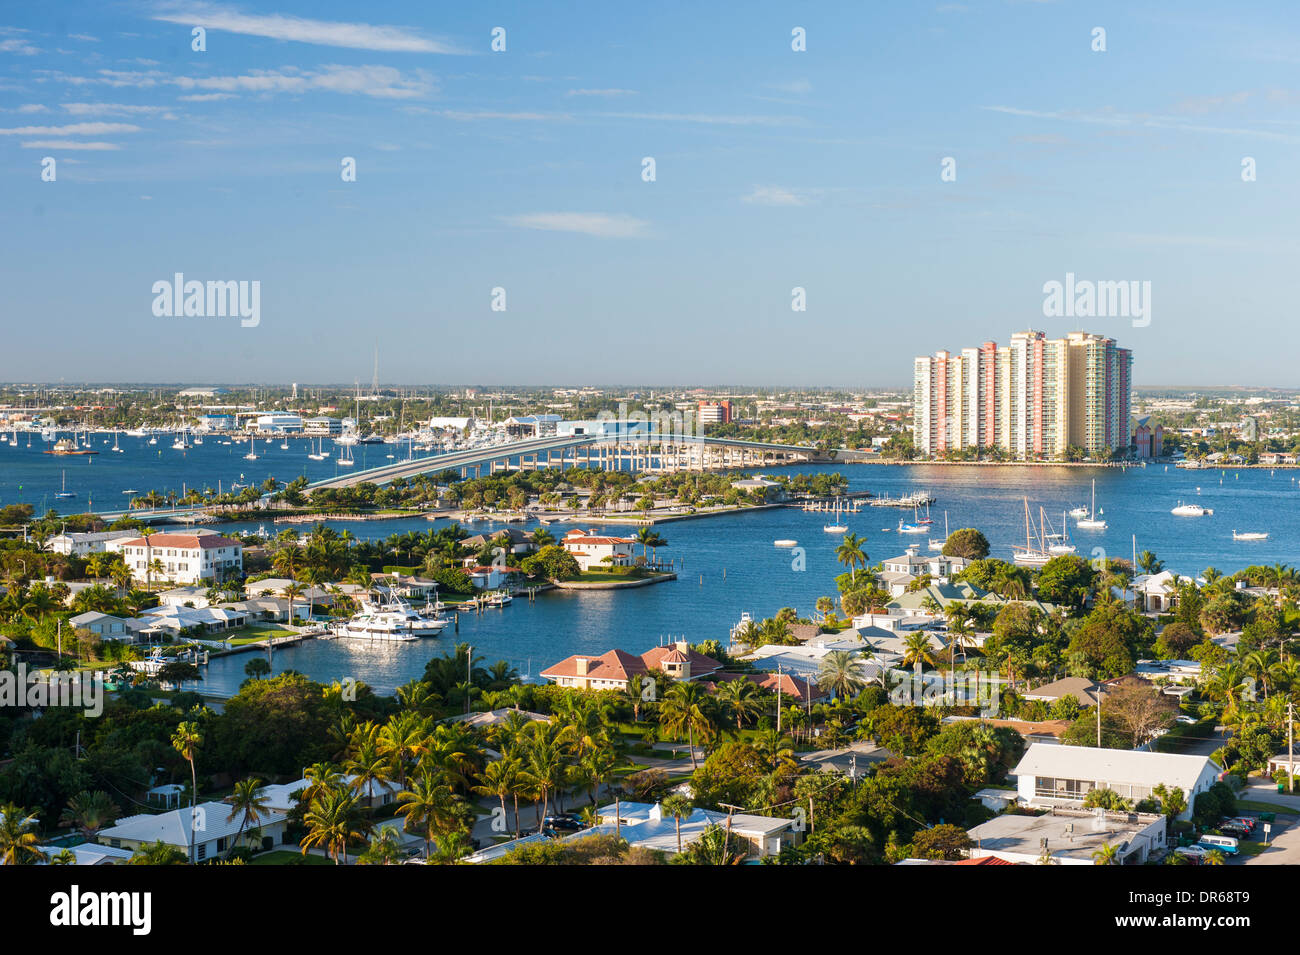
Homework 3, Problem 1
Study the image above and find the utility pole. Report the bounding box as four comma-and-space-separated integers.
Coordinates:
1096, 684, 1102, 748
776, 664, 783, 734
1290, 700, 1295, 793
466, 644, 473, 715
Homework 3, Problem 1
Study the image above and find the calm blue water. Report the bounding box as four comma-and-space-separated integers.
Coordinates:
4, 434, 1297, 696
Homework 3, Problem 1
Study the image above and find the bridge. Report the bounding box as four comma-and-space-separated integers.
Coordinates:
306, 434, 822, 492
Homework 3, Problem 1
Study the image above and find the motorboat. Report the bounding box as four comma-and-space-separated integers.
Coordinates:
1233, 530, 1268, 541
1171, 502, 1213, 516
330, 593, 447, 641
774, 539, 798, 548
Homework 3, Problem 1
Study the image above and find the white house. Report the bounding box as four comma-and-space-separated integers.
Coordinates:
1131, 571, 1182, 613
99, 801, 290, 861
1011, 743, 1221, 821
570, 801, 799, 859
47, 530, 139, 557
68, 611, 134, 642
967, 807, 1168, 865
562, 528, 636, 571
119, 534, 243, 585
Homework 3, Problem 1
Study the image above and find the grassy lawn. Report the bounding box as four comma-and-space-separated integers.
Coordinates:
224, 625, 293, 646
1234, 799, 1299, 816
249, 850, 331, 866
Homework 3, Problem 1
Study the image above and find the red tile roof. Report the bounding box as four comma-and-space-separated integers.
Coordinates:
539, 649, 649, 684
121, 534, 240, 549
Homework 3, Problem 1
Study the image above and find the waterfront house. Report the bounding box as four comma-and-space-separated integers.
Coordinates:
99, 801, 290, 860
246, 578, 334, 605
461, 527, 534, 556
131, 604, 248, 636
119, 533, 242, 585
540, 641, 722, 691
1010, 743, 1220, 820
712, 670, 826, 704
562, 528, 636, 571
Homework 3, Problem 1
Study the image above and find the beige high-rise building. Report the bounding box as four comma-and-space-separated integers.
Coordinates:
913, 331, 1131, 460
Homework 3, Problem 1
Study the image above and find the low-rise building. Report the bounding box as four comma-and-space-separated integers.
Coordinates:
119, 534, 243, 585
562, 528, 636, 571
541, 641, 723, 691
99, 802, 291, 861
1010, 743, 1221, 820
46, 530, 139, 557
68, 611, 134, 642
968, 806, 1167, 865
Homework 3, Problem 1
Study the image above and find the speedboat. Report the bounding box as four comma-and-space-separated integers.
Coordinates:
1171, 502, 1213, 516
774, 539, 798, 548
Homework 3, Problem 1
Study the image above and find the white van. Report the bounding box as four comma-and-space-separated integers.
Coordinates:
1197, 834, 1239, 854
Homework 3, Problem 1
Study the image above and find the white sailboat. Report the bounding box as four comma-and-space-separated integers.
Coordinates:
1076, 479, 1107, 530
823, 498, 848, 534
55, 470, 76, 499
1045, 510, 1077, 554
337, 440, 355, 467
1012, 499, 1052, 567
111, 430, 124, 453
928, 511, 949, 551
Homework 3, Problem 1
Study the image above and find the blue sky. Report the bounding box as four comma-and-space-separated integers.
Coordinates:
2, 1, 1299, 387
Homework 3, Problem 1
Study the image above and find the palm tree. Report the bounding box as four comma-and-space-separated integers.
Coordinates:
660, 794, 694, 853
170, 721, 202, 864
754, 727, 796, 771
49, 848, 77, 865
715, 678, 765, 730
1137, 550, 1164, 575
59, 790, 118, 840
473, 757, 526, 838
358, 826, 406, 865
817, 649, 871, 700
396, 769, 469, 859
129, 840, 188, 865
835, 532, 867, 585
344, 728, 392, 811
378, 711, 432, 790
224, 777, 271, 859
0, 803, 41, 866
902, 632, 936, 672
1092, 843, 1120, 865
659, 681, 714, 770
300, 788, 366, 865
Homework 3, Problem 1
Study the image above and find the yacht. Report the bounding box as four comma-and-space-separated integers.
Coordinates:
1171, 502, 1213, 516
773, 539, 798, 548
1233, 530, 1269, 541
482, 591, 513, 608
1076, 479, 1107, 530
330, 594, 448, 641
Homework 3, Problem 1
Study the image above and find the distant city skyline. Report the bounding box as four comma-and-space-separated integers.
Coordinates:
3, 2, 1300, 384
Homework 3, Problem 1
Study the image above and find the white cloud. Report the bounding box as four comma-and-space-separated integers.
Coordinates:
151, 2, 465, 53
20, 140, 121, 150
177, 92, 236, 101
0, 37, 40, 55
598, 111, 801, 127
742, 185, 806, 206
45, 65, 435, 99
17, 104, 47, 113
68, 33, 100, 42
0, 122, 141, 135
436, 109, 569, 121
766, 79, 812, 94
566, 88, 637, 97
62, 103, 176, 117
504, 212, 649, 239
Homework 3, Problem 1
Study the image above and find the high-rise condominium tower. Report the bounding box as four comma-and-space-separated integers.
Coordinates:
913, 331, 1132, 459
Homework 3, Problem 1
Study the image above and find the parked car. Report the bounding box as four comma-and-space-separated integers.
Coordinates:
1175, 715, 1197, 725
1225, 816, 1258, 831
543, 815, 584, 832
1218, 822, 1252, 840
1174, 845, 1209, 864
